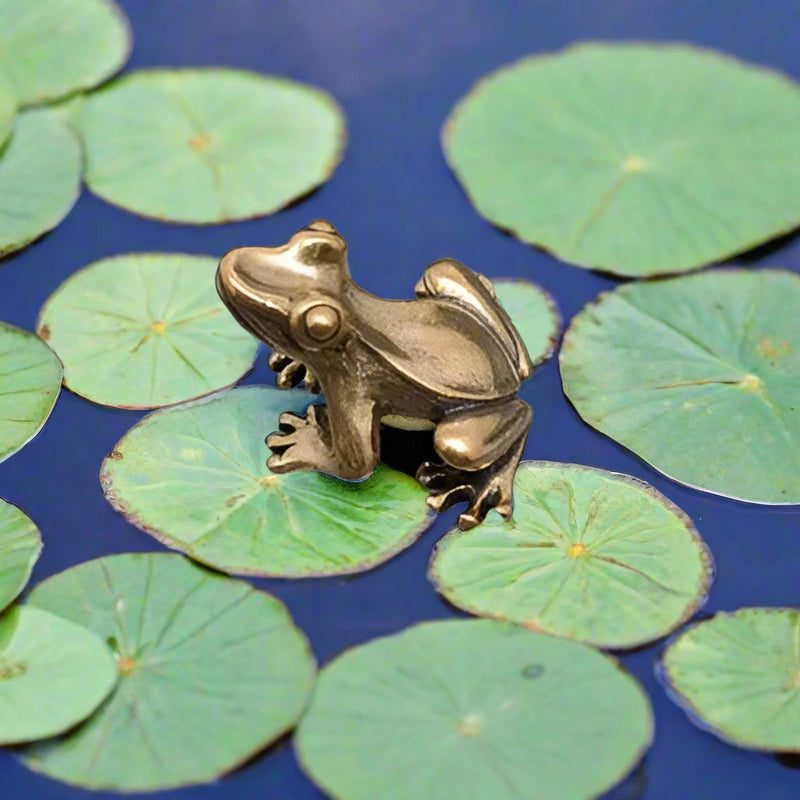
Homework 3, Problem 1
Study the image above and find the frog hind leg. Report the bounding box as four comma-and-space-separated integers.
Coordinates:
417, 398, 531, 530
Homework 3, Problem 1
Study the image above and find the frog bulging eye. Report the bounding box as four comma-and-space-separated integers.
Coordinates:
297, 239, 345, 266
304, 303, 341, 342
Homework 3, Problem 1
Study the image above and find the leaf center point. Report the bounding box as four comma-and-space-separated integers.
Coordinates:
738, 373, 762, 393
117, 656, 137, 675
622, 155, 646, 174
457, 713, 482, 736
189, 133, 212, 152
150, 320, 167, 335
566, 542, 587, 559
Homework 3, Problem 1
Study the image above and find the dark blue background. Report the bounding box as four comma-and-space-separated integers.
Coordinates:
1, 1, 799, 798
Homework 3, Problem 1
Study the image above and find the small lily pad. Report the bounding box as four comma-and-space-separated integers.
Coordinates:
37, 253, 259, 408
560, 269, 800, 503
494, 278, 561, 366
0, 322, 62, 464
101, 387, 433, 577
430, 462, 712, 649
0, 606, 117, 745
0, 0, 130, 106
80, 68, 346, 224
0, 109, 82, 258
660, 608, 800, 752
444, 43, 800, 276
21, 553, 316, 791
0, 500, 42, 612
296, 619, 653, 800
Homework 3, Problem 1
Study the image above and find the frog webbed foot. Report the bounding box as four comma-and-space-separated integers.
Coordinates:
266, 406, 331, 473
267, 351, 319, 392
417, 462, 513, 531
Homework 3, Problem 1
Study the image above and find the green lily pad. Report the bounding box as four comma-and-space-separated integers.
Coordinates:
443, 43, 800, 277
101, 387, 433, 577
0, 0, 130, 106
560, 269, 800, 503
37, 253, 259, 409
0, 109, 82, 258
21, 552, 316, 791
0, 322, 62, 464
430, 462, 713, 649
0, 500, 42, 612
660, 608, 800, 752
79, 68, 346, 224
296, 618, 653, 800
494, 278, 560, 366
0, 606, 117, 745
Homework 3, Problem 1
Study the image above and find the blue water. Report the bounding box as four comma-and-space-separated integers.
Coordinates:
1, 1, 798, 798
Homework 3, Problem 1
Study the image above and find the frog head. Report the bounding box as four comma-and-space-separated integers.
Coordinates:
216, 220, 351, 360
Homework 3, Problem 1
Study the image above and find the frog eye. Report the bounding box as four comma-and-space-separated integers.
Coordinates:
303, 303, 341, 342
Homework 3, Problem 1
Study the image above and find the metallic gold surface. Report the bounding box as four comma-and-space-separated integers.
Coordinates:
216, 220, 532, 529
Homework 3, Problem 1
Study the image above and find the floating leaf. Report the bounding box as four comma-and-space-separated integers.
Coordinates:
0, 500, 41, 612
0, 0, 130, 106
430, 462, 712, 649
101, 387, 432, 577
560, 269, 800, 503
296, 618, 653, 800
21, 553, 316, 791
0, 322, 61, 464
0, 109, 82, 258
494, 278, 560, 366
443, 43, 800, 277
660, 608, 800, 752
79, 68, 346, 224
0, 606, 117, 745
37, 254, 259, 408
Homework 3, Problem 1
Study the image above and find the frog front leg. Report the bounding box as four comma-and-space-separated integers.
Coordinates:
418, 398, 531, 530
266, 381, 380, 480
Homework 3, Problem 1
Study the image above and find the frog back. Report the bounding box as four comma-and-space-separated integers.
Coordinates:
349, 291, 524, 402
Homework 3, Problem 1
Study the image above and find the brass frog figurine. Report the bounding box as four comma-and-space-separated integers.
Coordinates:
216, 220, 532, 529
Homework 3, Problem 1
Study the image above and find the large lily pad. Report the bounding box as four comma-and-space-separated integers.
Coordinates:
0, 322, 62, 464
0, 0, 130, 106
560, 269, 800, 503
101, 387, 433, 577
430, 462, 712, 649
296, 619, 653, 800
443, 43, 800, 277
0, 500, 42, 612
80, 68, 346, 224
0, 109, 82, 258
660, 608, 800, 752
37, 254, 259, 408
0, 606, 117, 745
21, 553, 316, 791
494, 278, 560, 367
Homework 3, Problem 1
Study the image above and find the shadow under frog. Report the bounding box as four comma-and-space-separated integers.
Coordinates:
216, 220, 532, 530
